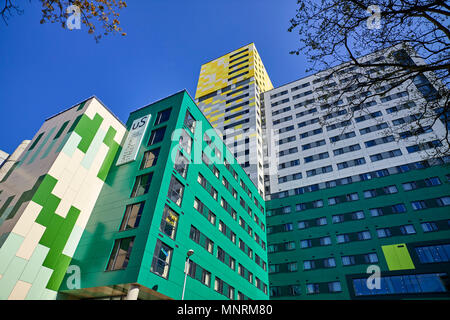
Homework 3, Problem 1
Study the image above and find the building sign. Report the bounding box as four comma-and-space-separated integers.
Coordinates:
116, 114, 151, 166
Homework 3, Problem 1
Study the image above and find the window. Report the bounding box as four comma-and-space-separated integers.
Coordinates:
352, 211, 365, 220
357, 231, 372, 240
119, 202, 145, 230
300, 239, 312, 248
342, 256, 355, 266
336, 234, 350, 243
288, 262, 298, 272
187, 260, 211, 287
298, 221, 308, 229
155, 108, 171, 125
106, 237, 135, 271
148, 127, 166, 146
365, 253, 379, 263
347, 193, 359, 201
131, 173, 153, 198
324, 258, 336, 268
411, 201, 427, 211
174, 151, 189, 178
421, 222, 439, 233
140, 148, 160, 170
320, 236, 332, 246
194, 198, 216, 225
160, 205, 179, 239
352, 273, 447, 296
400, 224, 416, 235
179, 129, 192, 155
150, 240, 173, 279
415, 244, 450, 263
377, 228, 392, 238
190, 226, 214, 254
307, 284, 320, 294
184, 111, 196, 133
328, 281, 342, 293
317, 217, 327, 226
167, 176, 185, 206
332, 215, 344, 224
289, 285, 301, 296
303, 260, 315, 270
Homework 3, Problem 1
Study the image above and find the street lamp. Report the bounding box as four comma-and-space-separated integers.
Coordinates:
181, 249, 194, 300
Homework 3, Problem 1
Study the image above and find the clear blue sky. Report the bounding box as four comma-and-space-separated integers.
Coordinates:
0, 0, 308, 154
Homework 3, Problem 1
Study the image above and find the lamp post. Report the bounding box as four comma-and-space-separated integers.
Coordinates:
181, 249, 194, 300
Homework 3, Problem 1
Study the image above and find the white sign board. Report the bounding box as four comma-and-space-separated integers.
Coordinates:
116, 114, 151, 166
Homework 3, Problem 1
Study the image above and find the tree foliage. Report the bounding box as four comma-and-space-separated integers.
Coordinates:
1, 0, 127, 41
288, 0, 450, 159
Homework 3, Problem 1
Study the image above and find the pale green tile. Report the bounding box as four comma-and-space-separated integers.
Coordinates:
25, 266, 53, 300
81, 128, 106, 170
61, 133, 82, 157
20, 244, 50, 283
0, 232, 24, 274
0, 256, 27, 299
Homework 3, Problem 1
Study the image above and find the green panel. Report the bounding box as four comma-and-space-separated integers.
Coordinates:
382, 243, 415, 271
31, 174, 81, 292
74, 113, 103, 153
97, 126, 120, 181
63, 91, 269, 301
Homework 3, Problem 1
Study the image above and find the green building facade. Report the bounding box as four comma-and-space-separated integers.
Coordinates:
267, 163, 450, 299
59, 91, 269, 300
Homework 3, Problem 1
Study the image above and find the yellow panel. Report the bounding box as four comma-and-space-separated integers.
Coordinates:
230, 107, 243, 113
382, 244, 415, 271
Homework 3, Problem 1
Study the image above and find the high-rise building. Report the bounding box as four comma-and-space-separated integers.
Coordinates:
57, 91, 269, 300
261, 45, 450, 299
0, 97, 126, 299
195, 43, 273, 198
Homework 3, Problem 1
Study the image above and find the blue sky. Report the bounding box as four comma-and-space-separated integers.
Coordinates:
0, 0, 309, 154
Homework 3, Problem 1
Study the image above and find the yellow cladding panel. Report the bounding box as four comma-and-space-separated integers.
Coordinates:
234, 134, 242, 140
210, 113, 225, 122
204, 107, 212, 112
230, 107, 243, 113
196, 44, 256, 99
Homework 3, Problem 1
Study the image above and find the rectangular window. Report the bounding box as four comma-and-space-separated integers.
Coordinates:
155, 108, 172, 125
119, 202, 145, 230
167, 176, 185, 206
150, 240, 173, 279
140, 148, 160, 170
131, 173, 153, 198
179, 129, 192, 155
148, 127, 166, 146
160, 205, 179, 239
174, 151, 189, 178
184, 111, 196, 133
106, 237, 135, 271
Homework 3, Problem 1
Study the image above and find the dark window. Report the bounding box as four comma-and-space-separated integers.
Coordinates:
150, 240, 173, 279
155, 108, 172, 125
140, 148, 160, 170
106, 237, 135, 271
119, 202, 145, 230
131, 173, 153, 198
148, 127, 166, 146
160, 205, 179, 239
